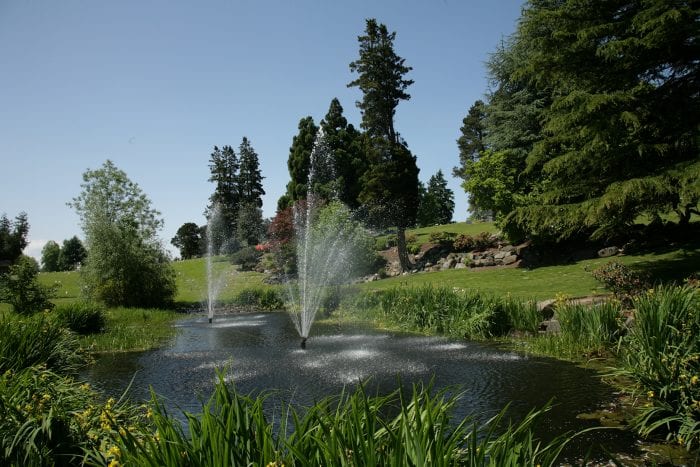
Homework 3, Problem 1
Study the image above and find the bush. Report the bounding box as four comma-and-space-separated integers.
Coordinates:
230, 246, 262, 271
473, 231, 496, 250
53, 301, 106, 335
234, 288, 284, 310
0, 314, 84, 374
453, 234, 475, 252
591, 260, 651, 302
428, 231, 456, 245
407, 244, 421, 255
0, 256, 56, 315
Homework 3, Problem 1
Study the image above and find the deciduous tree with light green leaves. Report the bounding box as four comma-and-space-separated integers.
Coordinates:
69, 160, 175, 308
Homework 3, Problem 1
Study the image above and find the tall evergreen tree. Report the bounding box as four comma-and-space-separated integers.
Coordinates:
349, 19, 420, 271
281, 117, 318, 209
454, 100, 487, 180
320, 98, 365, 209
0, 212, 29, 266
207, 145, 239, 253
426, 170, 455, 225
237, 137, 265, 208
503, 0, 700, 241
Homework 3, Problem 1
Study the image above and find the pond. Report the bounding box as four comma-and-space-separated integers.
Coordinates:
83, 312, 636, 460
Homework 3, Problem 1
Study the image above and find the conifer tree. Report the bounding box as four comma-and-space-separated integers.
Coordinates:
281, 117, 318, 209
207, 145, 239, 252
349, 19, 420, 271
238, 137, 265, 208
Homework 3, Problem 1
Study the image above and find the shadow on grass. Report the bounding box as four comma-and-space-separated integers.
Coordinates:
627, 241, 700, 284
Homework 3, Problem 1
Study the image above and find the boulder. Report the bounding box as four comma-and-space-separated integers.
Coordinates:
597, 246, 619, 258
502, 254, 518, 265
455, 263, 467, 269
494, 251, 507, 260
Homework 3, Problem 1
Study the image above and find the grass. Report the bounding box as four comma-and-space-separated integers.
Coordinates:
78, 307, 181, 353
375, 221, 497, 247
358, 243, 700, 301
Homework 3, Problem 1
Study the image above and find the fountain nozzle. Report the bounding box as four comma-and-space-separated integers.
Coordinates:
208, 317, 212, 324
300, 337, 307, 349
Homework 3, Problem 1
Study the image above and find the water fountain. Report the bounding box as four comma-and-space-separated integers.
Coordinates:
286, 128, 361, 347
205, 204, 228, 323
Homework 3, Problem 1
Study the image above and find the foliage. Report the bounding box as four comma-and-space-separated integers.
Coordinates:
498, 0, 700, 241
0, 255, 56, 314
53, 301, 106, 335
207, 145, 239, 250
417, 170, 455, 227
0, 366, 145, 467
591, 260, 651, 303
171, 222, 203, 259
41, 240, 62, 272
620, 286, 700, 448
453, 234, 474, 252
237, 137, 265, 208
230, 245, 262, 272
235, 202, 265, 247
267, 205, 296, 273
283, 116, 318, 207
0, 313, 84, 374
0, 212, 29, 267
233, 287, 284, 310
428, 231, 456, 245
527, 301, 623, 361
473, 231, 497, 251
319, 98, 365, 209
77, 307, 180, 353
349, 19, 420, 272
351, 286, 541, 339
58, 235, 86, 271
113, 373, 572, 466
69, 160, 176, 308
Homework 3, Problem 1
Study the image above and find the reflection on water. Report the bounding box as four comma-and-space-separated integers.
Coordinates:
82, 312, 636, 459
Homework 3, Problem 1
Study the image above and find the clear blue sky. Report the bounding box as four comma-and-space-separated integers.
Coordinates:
0, 0, 523, 260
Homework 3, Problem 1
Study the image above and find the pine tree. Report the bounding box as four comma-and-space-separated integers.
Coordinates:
207, 145, 239, 252
349, 19, 420, 271
0, 212, 29, 266
238, 137, 265, 208
454, 100, 487, 180
320, 98, 365, 209
282, 117, 318, 208
426, 170, 454, 225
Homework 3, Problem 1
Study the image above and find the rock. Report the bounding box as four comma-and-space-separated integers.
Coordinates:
502, 254, 518, 265
501, 245, 515, 253
455, 263, 467, 269
598, 246, 619, 258
441, 258, 457, 270
537, 299, 557, 318
539, 319, 561, 334
494, 251, 507, 260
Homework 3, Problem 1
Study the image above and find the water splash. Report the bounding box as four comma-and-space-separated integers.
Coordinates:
286, 128, 362, 345
205, 204, 227, 323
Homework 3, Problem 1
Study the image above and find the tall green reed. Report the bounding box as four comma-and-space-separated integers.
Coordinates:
620, 285, 700, 448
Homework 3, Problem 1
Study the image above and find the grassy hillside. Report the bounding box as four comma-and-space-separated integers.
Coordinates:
375, 222, 497, 246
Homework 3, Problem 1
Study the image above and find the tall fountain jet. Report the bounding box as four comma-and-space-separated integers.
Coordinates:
205, 204, 227, 323
286, 128, 359, 348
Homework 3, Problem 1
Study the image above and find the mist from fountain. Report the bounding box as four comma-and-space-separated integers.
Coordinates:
205, 204, 228, 323
286, 128, 360, 345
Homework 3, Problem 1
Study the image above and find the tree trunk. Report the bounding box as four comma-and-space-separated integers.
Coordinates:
396, 227, 412, 272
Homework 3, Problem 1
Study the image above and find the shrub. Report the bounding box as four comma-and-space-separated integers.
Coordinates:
234, 288, 284, 310
407, 244, 421, 255
53, 301, 106, 335
230, 246, 262, 271
453, 234, 475, 252
473, 231, 496, 250
0, 256, 56, 315
0, 314, 84, 374
591, 260, 651, 302
428, 231, 456, 245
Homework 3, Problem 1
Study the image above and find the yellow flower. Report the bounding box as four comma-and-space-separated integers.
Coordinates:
146, 407, 153, 419
647, 390, 655, 398
691, 375, 699, 385
678, 436, 685, 445
108, 460, 120, 467
80, 383, 91, 391
107, 445, 120, 458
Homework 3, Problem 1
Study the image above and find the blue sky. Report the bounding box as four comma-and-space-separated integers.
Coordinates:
0, 0, 524, 260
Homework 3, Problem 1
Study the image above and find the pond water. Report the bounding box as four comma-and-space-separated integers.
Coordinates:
83, 312, 636, 460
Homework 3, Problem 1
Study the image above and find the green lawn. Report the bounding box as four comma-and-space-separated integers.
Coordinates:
376, 221, 497, 246
359, 242, 700, 301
